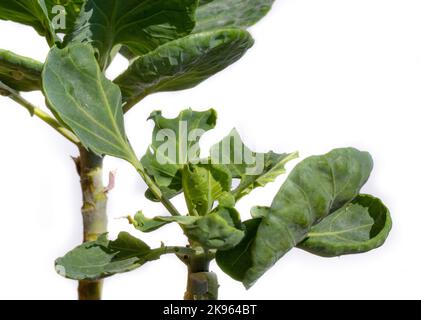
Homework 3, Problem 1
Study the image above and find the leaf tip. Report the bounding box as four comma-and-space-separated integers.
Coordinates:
54, 261, 67, 278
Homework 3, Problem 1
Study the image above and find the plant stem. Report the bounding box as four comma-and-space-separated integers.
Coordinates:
78, 281, 103, 301
0, 81, 79, 144
132, 159, 216, 299
184, 252, 219, 300
75, 147, 108, 300
133, 163, 181, 217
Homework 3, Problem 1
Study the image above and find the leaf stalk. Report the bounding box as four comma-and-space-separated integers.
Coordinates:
0, 81, 80, 145
133, 162, 182, 217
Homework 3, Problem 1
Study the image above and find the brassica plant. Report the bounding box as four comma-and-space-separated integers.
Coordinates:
0, 0, 392, 300
55, 107, 392, 299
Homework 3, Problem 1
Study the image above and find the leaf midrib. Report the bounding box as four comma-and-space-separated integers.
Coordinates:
307, 224, 373, 238
69, 50, 134, 158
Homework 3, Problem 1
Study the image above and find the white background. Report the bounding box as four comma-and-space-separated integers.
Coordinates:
0, 0, 420, 300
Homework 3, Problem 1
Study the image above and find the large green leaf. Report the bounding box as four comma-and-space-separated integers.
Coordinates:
217, 148, 378, 288
248, 195, 392, 258
114, 29, 254, 111
0, 49, 43, 91
141, 108, 217, 201
245, 148, 374, 288
42, 43, 136, 162
0, 1, 85, 43
216, 218, 261, 281
299, 194, 392, 257
210, 129, 298, 200
119, 46, 137, 62
182, 164, 232, 216
194, 0, 275, 33
55, 233, 153, 280
65, 0, 198, 68
0, 0, 55, 41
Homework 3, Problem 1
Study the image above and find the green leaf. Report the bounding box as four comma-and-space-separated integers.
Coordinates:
210, 129, 298, 200
250, 206, 270, 219
0, 0, 56, 42
298, 194, 392, 257
0, 49, 43, 92
65, 0, 198, 68
217, 192, 236, 207
132, 211, 170, 233
132, 211, 198, 233
42, 43, 136, 162
194, 0, 275, 33
55, 232, 154, 280
244, 148, 374, 288
119, 46, 137, 62
184, 207, 245, 250
114, 29, 254, 111
132, 208, 244, 250
182, 164, 232, 216
216, 218, 261, 281
0, 1, 85, 43
216, 148, 380, 287
157, 216, 201, 225
141, 108, 217, 201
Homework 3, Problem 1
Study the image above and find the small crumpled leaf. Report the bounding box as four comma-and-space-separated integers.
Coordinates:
210, 129, 297, 200
132, 211, 199, 233
182, 163, 232, 216
141, 108, 217, 201
298, 194, 392, 257
250, 206, 270, 219
217, 192, 236, 207
194, 0, 276, 33
184, 207, 244, 250
131, 211, 170, 233
0, 49, 43, 92
131, 207, 244, 251
55, 232, 155, 280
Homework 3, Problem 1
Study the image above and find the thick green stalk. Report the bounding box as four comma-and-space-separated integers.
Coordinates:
184, 253, 219, 300
0, 49, 43, 91
75, 147, 108, 300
